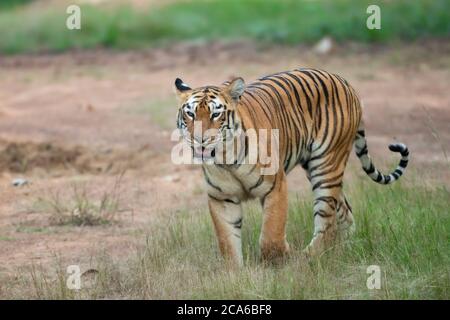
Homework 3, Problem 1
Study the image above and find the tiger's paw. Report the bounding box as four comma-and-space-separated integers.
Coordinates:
302, 232, 329, 259
260, 239, 290, 263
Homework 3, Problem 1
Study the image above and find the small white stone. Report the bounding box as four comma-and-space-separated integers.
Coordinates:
12, 178, 29, 187
313, 37, 334, 55
162, 175, 180, 183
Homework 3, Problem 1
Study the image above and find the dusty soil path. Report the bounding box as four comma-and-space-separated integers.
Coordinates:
0, 40, 449, 294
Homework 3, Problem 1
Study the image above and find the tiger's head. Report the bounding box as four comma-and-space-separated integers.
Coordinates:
174, 77, 245, 161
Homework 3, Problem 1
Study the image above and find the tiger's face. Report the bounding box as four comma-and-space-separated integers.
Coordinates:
174, 77, 245, 161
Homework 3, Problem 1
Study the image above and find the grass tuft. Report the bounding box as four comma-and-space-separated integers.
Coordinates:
33, 173, 128, 226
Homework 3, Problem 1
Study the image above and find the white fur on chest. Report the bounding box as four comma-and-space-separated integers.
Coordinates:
203, 164, 274, 200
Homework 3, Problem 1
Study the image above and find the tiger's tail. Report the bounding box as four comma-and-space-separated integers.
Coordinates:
354, 121, 409, 185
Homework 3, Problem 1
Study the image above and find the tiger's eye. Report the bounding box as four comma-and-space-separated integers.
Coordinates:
186, 111, 195, 118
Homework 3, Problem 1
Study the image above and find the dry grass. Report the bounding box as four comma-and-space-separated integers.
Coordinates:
5, 178, 449, 299
32, 172, 130, 226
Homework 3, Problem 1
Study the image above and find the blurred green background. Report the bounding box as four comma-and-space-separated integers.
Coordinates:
0, 0, 449, 54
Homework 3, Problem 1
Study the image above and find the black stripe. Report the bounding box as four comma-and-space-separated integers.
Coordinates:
314, 196, 337, 209
260, 180, 277, 204
202, 167, 222, 192
249, 176, 264, 191
314, 210, 333, 218
363, 163, 375, 174
208, 194, 240, 205
318, 182, 343, 190
399, 159, 408, 167
356, 145, 368, 157
312, 173, 344, 191
231, 217, 242, 229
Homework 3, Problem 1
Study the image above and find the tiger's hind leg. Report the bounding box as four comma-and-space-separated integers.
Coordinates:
336, 193, 355, 239
304, 183, 340, 258
303, 151, 350, 257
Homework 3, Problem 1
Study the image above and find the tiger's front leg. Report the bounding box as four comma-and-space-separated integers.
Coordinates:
208, 196, 243, 267
259, 174, 290, 261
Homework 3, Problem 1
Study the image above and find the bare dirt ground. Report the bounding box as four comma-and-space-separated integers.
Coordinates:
0, 40, 449, 295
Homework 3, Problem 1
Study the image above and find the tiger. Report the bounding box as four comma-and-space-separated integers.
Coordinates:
174, 68, 409, 266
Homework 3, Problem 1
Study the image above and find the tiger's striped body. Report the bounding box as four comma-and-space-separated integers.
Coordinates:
174, 68, 409, 265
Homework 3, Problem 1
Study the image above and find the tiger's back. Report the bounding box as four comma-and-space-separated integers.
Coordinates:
238, 68, 363, 175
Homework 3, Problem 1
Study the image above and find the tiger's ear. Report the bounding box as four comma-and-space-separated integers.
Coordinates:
174, 78, 192, 100
225, 77, 245, 101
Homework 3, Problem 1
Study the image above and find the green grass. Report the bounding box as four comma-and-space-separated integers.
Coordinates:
0, 0, 33, 9
0, 0, 449, 54
9, 179, 449, 299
